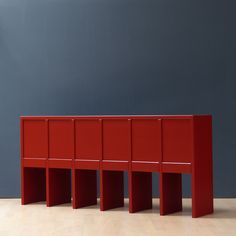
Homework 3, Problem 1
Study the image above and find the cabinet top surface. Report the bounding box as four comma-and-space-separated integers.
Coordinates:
20, 114, 211, 119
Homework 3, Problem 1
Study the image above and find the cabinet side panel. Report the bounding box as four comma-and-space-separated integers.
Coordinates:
192, 116, 213, 217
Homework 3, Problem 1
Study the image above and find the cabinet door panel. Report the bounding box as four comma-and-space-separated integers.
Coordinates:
162, 119, 193, 163
23, 120, 47, 158
132, 119, 161, 162
49, 120, 73, 159
103, 120, 129, 161
75, 120, 100, 160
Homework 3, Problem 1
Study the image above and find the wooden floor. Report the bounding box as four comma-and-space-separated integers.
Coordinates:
0, 199, 235, 236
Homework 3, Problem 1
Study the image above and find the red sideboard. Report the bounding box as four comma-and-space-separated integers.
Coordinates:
20, 115, 213, 217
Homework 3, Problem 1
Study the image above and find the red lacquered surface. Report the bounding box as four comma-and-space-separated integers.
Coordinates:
72, 169, 97, 209
132, 119, 161, 162
23, 120, 47, 158
46, 168, 71, 207
192, 116, 213, 217
160, 173, 182, 215
20, 115, 213, 218
49, 120, 74, 159
75, 120, 100, 160
162, 119, 193, 164
21, 167, 46, 204
129, 171, 152, 213
100, 170, 124, 211
102, 119, 130, 161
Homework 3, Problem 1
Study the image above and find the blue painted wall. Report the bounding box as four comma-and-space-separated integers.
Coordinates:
0, 0, 235, 197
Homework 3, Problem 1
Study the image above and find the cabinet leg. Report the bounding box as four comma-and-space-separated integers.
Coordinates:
160, 173, 182, 215
72, 169, 97, 209
129, 171, 152, 213
22, 167, 46, 204
46, 168, 71, 207
192, 172, 213, 217
100, 170, 124, 211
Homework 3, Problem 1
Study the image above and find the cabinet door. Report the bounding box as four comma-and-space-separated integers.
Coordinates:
162, 119, 193, 163
75, 120, 100, 160
23, 120, 47, 158
49, 120, 74, 159
103, 120, 129, 161
132, 119, 161, 162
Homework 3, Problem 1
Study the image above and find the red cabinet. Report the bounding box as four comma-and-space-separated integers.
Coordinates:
21, 115, 213, 218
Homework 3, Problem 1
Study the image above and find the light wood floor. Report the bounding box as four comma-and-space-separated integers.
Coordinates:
0, 199, 235, 236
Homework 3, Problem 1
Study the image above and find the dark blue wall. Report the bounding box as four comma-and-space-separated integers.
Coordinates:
0, 0, 235, 197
